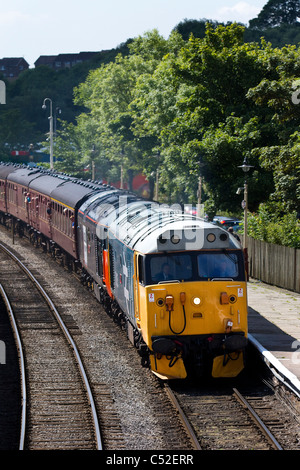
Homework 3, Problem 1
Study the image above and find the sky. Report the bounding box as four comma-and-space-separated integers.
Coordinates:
0, 0, 267, 67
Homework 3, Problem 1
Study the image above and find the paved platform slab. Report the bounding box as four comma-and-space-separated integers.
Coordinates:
247, 278, 300, 393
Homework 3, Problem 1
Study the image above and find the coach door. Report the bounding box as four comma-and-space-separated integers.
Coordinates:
31, 193, 39, 230
27, 191, 34, 227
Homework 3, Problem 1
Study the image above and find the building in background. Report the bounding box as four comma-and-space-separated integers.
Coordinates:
34, 52, 100, 71
0, 57, 29, 80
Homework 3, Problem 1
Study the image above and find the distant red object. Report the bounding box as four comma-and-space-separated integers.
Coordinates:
11, 151, 29, 156
105, 173, 150, 197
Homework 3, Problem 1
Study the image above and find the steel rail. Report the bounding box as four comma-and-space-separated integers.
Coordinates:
164, 383, 202, 450
0, 242, 103, 451
0, 283, 27, 450
233, 387, 283, 450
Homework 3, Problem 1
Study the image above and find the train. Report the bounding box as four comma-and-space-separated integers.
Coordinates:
0, 162, 248, 380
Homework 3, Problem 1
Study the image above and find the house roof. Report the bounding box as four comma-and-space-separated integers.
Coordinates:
34, 52, 100, 68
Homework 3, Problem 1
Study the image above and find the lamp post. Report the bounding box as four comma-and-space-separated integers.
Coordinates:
42, 98, 54, 170
238, 157, 254, 250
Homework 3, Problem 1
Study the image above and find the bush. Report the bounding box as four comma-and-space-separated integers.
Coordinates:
246, 204, 300, 249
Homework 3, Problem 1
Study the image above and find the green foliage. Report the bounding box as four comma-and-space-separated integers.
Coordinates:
247, 203, 300, 248
1, 16, 300, 249
56, 22, 299, 222
174, 16, 300, 50
249, 0, 300, 29
0, 43, 129, 157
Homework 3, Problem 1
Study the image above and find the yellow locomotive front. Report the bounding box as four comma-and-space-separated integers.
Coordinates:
134, 223, 248, 380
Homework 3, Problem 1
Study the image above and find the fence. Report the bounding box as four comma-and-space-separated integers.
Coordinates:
245, 236, 300, 293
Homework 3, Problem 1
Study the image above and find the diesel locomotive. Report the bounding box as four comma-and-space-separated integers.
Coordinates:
0, 162, 248, 380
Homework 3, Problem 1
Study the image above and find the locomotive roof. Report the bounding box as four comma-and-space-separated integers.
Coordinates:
80, 192, 241, 252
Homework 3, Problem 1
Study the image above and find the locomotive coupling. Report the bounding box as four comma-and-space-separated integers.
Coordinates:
223, 334, 248, 351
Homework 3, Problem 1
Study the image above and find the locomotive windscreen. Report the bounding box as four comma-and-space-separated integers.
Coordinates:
146, 250, 245, 285
197, 252, 239, 279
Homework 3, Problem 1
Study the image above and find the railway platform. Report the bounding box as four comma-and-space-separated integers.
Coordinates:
247, 278, 300, 396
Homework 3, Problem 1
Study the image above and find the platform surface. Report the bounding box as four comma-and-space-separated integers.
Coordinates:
247, 278, 300, 383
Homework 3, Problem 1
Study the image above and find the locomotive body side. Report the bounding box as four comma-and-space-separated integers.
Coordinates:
78, 192, 248, 380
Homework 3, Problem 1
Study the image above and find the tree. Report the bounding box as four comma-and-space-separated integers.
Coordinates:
51, 23, 300, 221
246, 43, 300, 214
73, 30, 185, 193
249, 0, 300, 29
132, 24, 275, 208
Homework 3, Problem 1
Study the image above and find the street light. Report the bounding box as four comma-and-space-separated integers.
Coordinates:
42, 98, 54, 170
238, 157, 254, 251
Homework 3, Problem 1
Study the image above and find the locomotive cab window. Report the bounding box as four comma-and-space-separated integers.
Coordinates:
145, 250, 245, 285
137, 254, 145, 285
197, 251, 243, 280
147, 253, 193, 284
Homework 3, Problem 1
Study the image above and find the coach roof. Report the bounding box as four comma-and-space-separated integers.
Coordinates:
7, 166, 44, 186
0, 163, 18, 180
50, 179, 103, 209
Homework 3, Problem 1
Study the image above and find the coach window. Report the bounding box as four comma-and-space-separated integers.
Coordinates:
54, 203, 58, 226
54, 203, 58, 227
59, 205, 63, 230
39, 196, 43, 218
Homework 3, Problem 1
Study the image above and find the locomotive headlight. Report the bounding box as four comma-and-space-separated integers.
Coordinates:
192, 296, 201, 306
207, 233, 216, 243
171, 234, 180, 244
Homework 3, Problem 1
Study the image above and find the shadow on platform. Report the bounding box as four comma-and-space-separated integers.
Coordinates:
248, 307, 299, 353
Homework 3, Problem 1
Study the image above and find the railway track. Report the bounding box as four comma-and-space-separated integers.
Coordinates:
0, 229, 191, 450
1, 225, 300, 451
165, 380, 300, 450
0, 242, 102, 450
